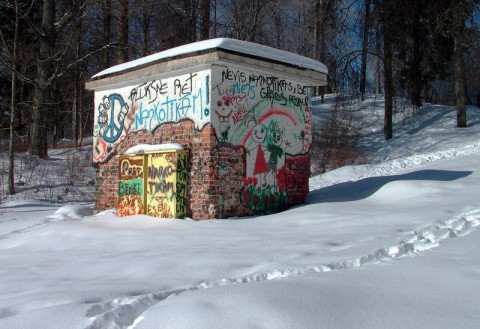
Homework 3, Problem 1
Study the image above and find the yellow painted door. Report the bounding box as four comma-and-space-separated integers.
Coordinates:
146, 151, 188, 218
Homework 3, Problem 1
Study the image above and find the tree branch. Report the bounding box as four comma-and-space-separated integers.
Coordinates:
0, 61, 35, 85
55, 0, 86, 32
50, 43, 119, 81
18, 0, 46, 39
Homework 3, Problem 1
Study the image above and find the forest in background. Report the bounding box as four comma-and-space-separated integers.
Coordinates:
0, 0, 479, 195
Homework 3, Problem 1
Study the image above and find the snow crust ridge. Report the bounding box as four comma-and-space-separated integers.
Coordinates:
83, 208, 480, 329
310, 142, 480, 190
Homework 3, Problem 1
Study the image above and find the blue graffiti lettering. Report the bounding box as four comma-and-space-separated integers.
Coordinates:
231, 82, 256, 99
134, 88, 210, 131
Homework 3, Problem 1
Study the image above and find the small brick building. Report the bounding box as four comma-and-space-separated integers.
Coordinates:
85, 38, 327, 220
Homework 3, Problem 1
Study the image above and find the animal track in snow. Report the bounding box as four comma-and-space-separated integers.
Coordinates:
84, 208, 480, 329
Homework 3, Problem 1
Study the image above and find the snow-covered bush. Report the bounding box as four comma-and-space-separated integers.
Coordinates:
311, 94, 369, 174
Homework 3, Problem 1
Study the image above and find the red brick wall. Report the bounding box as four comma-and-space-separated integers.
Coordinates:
95, 120, 220, 220
214, 146, 253, 218
285, 155, 310, 206
95, 119, 309, 220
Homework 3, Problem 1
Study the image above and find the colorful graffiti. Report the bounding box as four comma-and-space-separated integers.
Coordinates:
98, 94, 129, 143
94, 63, 313, 215
212, 66, 312, 213
117, 155, 145, 216
93, 71, 210, 163
146, 151, 188, 218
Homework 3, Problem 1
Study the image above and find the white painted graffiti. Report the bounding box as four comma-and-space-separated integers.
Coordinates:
93, 70, 211, 163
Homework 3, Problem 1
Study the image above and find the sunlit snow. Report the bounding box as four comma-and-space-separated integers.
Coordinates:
1, 95, 480, 329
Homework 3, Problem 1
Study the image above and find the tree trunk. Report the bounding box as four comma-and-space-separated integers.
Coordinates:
8, 0, 20, 195
29, 0, 55, 159
382, 0, 394, 140
200, 0, 210, 40
212, 0, 217, 38
189, 0, 197, 42
141, 0, 150, 56
52, 86, 60, 149
410, 0, 422, 108
79, 87, 84, 146
8, 64, 17, 195
453, 1, 466, 127
30, 82, 49, 158
102, 0, 112, 68
27, 0, 81, 157
360, 0, 371, 101
73, 17, 82, 148
118, 0, 129, 64
375, 26, 382, 94
72, 82, 79, 148
313, 0, 319, 98
313, 0, 326, 101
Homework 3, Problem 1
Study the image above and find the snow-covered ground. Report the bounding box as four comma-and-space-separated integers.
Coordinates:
1, 95, 480, 329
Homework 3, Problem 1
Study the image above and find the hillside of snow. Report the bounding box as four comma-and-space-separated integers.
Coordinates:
1, 95, 480, 329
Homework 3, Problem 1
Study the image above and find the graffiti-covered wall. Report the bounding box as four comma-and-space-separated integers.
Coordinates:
93, 70, 211, 163
118, 155, 145, 217
146, 151, 188, 218
210, 65, 312, 213
92, 59, 316, 218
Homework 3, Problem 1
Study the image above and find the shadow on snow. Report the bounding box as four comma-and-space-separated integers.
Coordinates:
307, 169, 472, 203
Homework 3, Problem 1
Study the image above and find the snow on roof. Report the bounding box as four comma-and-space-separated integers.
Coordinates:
92, 38, 328, 79
124, 143, 184, 155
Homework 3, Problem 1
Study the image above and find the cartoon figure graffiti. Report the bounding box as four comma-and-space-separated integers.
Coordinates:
213, 73, 313, 213
266, 122, 285, 183
244, 118, 268, 187
236, 112, 291, 213
215, 97, 233, 142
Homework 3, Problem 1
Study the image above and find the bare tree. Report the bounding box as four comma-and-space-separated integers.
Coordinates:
225, 0, 279, 42
374, 25, 382, 94
1, 0, 21, 195
409, 0, 423, 108
313, 0, 326, 100
102, 0, 113, 68
360, 0, 371, 101
200, 0, 211, 40
117, 0, 129, 63
29, 0, 83, 158
72, 13, 83, 148
452, 0, 467, 127
140, 0, 152, 56
381, 0, 394, 139
212, 0, 217, 37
